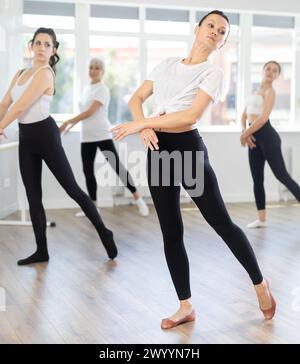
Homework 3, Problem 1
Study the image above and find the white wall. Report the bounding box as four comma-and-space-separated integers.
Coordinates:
38, 129, 300, 210
0, 0, 23, 219
202, 130, 300, 202
3, 127, 300, 215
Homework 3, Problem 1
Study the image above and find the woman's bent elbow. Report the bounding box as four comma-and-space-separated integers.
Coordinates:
185, 113, 198, 126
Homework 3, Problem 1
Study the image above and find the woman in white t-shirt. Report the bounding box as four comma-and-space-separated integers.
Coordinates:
111, 11, 276, 329
60, 58, 149, 217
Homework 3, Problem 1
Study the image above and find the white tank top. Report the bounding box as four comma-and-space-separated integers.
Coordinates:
10, 65, 55, 124
246, 94, 264, 115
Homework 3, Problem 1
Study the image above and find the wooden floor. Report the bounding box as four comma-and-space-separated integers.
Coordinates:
1, 201, 300, 344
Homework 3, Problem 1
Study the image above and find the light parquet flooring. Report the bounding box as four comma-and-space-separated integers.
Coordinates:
0, 201, 300, 344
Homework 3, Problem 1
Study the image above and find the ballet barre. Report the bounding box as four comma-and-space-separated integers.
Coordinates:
0, 141, 56, 227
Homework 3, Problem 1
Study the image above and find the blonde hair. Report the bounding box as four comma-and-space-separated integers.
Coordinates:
89, 57, 105, 72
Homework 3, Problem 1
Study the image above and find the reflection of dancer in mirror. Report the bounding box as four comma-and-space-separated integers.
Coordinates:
60, 58, 149, 217
240, 61, 300, 228
0, 28, 117, 265
110, 11, 276, 329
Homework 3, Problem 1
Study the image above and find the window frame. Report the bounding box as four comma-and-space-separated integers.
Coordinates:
21, 1, 299, 131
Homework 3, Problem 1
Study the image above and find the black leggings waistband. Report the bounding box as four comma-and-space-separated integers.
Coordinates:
155, 129, 201, 140
153, 129, 204, 153
18, 116, 54, 128
18, 116, 57, 139
252, 120, 272, 135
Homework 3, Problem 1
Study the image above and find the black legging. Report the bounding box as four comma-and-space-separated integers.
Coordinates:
18, 116, 115, 257
147, 129, 263, 301
81, 139, 137, 201
248, 120, 300, 210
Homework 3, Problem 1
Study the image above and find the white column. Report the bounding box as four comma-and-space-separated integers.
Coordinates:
293, 16, 300, 124
0, 0, 23, 98
189, 10, 196, 50
74, 3, 89, 112
0, 0, 23, 219
139, 6, 146, 82
236, 13, 253, 126
74, 3, 113, 207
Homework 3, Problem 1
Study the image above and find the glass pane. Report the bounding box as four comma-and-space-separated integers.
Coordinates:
23, 14, 75, 29
209, 40, 239, 125
145, 20, 190, 35
146, 40, 189, 116
23, 34, 34, 69
89, 18, 139, 33
147, 40, 188, 74
53, 34, 75, 113
252, 26, 293, 42
253, 15, 294, 30
22, 33, 75, 114
251, 27, 293, 124
227, 24, 239, 40
89, 36, 139, 124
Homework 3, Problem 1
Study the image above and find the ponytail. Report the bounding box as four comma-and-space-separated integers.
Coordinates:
29, 28, 60, 74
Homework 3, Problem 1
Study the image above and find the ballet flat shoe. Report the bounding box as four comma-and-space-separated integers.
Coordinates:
260, 279, 276, 320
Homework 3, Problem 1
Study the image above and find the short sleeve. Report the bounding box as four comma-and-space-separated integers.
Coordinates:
93, 86, 109, 106
198, 67, 224, 104
146, 59, 168, 81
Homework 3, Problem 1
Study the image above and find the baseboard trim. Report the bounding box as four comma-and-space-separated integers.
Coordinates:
0, 202, 19, 219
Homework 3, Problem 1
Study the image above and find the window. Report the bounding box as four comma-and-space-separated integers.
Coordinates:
89, 36, 139, 124
52, 34, 75, 114
23, 14, 75, 29
89, 5, 139, 33
23, 1, 75, 29
22, 1, 75, 114
251, 15, 294, 125
196, 12, 240, 125
20, 3, 299, 130
22, 33, 75, 114
147, 40, 188, 74
145, 8, 190, 35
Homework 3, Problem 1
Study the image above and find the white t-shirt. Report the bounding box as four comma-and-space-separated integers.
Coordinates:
79, 82, 112, 143
146, 57, 224, 122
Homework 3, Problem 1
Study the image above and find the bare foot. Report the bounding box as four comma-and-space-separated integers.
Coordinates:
161, 301, 195, 329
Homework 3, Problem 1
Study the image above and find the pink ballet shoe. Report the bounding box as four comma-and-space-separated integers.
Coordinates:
161, 309, 196, 329
260, 279, 276, 320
